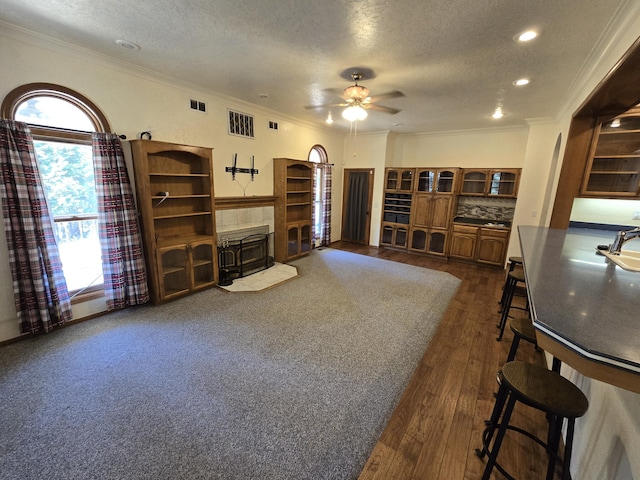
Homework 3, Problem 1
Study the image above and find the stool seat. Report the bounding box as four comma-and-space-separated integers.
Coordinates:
497, 270, 529, 341
508, 256, 522, 265
509, 269, 525, 283
505, 317, 538, 363
509, 317, 536, 344
477, 361, 589, 480
501, 361, 588, 419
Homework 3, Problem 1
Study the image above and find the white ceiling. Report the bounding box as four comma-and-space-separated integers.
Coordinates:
0, 0, 634, 134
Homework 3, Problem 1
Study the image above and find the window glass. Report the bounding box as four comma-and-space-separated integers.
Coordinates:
3, 84, 108, 298
15, 96, 95, 131
34, 140, 103, 292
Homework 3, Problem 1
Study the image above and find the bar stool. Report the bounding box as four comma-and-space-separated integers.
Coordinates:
476, 361, 589, 480
498, 256, 523, 307
506, 316, 537, 363
497, 269, 528, 341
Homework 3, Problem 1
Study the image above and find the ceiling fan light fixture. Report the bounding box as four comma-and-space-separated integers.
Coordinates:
343, 84, 370, 100
342, 104, 368, 122
516, 30, 538, 42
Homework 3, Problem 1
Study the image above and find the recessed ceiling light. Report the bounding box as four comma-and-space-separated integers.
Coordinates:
516, 30, 538, 42
115, 39, 140, 50
492, 107, 504, 119
392, 122, 404, 127
513, 78, 531, 86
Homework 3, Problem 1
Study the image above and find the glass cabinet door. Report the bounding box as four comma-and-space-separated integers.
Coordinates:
159, 246, 189, 298
385, 170, 399, 190
287, 225, 300, 258
489, 171, 518, 196
461, 170, 487, 195
416, 169, 435, 193
399, 170, 414, 191
191, 242, 215, 289
410, 228, 428, 251
436, 170, 456, 193
427, 231, 447, 255
300, 224, 311, 254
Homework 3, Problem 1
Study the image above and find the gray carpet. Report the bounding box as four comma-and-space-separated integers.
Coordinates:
0, 248, 460, 480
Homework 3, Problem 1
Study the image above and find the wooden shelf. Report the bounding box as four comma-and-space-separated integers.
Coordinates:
153, 211, 212, 220
274, 158, 313, 262
149, 173, 209, 177
131, 139, 218, 304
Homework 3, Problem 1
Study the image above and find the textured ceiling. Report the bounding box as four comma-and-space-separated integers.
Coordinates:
0, 0, 633, 133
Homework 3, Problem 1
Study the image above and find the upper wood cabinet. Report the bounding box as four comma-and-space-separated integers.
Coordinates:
415, 168, 459, 194
385, 168, 415, 192
131, 139, 218, 304
581, 114, 640, 197
460, 168, 521, 197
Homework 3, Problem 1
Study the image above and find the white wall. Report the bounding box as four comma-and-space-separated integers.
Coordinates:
0, 25, 345, 341
391, 127, 529, 168
571, 198, 640, 227
342, 131, 390, 245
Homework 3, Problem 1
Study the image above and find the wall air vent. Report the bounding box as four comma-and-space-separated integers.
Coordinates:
190, 99, 207, 113
228, 109, 255, 139
268, 120, 279, 131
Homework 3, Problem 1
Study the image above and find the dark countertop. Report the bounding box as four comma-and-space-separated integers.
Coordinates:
453, 216, 511, 229
518, 226, 640, 385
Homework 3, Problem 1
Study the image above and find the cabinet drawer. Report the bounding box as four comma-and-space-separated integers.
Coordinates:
452, 224, 479, 234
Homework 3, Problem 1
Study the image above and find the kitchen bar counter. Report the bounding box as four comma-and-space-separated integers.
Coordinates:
518, 226, 640, 393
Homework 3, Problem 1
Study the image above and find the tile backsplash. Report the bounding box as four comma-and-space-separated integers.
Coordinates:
456, 197, 516, 222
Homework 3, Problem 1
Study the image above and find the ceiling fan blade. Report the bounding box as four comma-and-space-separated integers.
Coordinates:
367, 90, 404, 103
365, 103, 401, 115
304, 102, 349, 110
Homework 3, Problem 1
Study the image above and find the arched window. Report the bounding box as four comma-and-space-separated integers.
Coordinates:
2, 83, 110, 298
308, 145, 332, 247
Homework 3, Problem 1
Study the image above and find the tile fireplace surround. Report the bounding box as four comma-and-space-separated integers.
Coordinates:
215, 196, 276, 236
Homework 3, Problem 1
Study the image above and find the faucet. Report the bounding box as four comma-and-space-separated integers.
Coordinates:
609, 227, 640, 254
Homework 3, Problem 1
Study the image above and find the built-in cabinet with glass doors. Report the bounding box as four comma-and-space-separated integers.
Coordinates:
460, 169, 520, 197
274, 158, 313, 262
380, 167, 458, 256
131, 139, 218, 304
379, 165, 519, 266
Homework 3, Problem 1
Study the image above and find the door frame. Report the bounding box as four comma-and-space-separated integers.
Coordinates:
341, 168, 374, 245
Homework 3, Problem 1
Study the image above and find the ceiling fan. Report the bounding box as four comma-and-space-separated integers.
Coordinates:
306, 72, 404, 121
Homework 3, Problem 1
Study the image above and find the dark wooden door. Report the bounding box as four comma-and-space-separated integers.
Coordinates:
341, 169, 374, 244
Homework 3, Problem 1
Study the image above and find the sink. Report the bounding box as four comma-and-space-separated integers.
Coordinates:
602, 249, 640, 272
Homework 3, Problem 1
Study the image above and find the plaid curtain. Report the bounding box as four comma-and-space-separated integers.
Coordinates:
0, 119, 72, 334
321, 164, 332, 246
92, 133, 149, 310
311, 163, 333, 247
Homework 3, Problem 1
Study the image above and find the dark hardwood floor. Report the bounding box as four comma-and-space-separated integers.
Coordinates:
329, 241, 553, 480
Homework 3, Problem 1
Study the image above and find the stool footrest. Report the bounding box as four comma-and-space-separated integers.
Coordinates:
477, 422, 565, 480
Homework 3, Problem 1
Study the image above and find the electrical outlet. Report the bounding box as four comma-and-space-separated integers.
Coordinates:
531, 210, 537, 218
633, 211, 640, 220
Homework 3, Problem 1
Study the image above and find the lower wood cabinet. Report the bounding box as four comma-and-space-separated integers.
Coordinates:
157, 238, 216, 301
285, 221, 312, 261
449, 224, 510, 266
381, 223, 409, 249
476, 228, 509, 266
449, 225, 478, 259
409, 227, 448, 255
